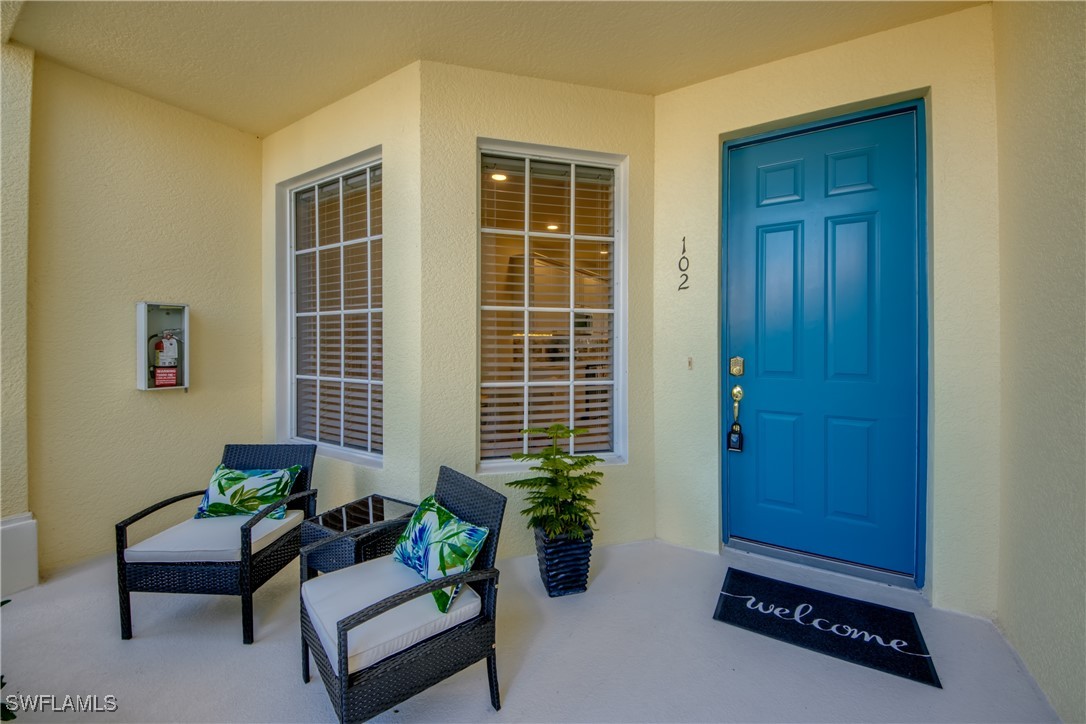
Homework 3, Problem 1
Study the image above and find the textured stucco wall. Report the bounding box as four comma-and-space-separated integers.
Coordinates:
993, 4, 1086, 722
261, 62, 654, 559
1, 41, 33, 518
261, 63, 424, 508
654, 6, 1001, 616
418, 62, 656, 558
27, 59, 263, 574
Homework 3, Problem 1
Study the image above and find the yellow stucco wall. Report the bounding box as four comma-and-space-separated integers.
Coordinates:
5, 4, 1081, 714
261, 62, 654, 558
1, 41, 33, 518
653, 6, 1002, 616
27, 59, 263, 574
993, 4, 1086, 723
418, 62, 656, 557
261, 63, 424, 509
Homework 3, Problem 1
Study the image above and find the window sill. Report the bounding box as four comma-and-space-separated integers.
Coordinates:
477, 452, 626, 476
286, 438, 383, 469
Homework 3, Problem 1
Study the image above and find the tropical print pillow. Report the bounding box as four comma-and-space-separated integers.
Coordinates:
392, 496, 490, 613
194, 464, 301, 519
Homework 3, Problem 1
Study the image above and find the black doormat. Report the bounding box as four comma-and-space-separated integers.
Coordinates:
713, 568, 941, 687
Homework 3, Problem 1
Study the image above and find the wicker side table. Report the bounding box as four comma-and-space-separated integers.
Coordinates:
301, 494, 416, 573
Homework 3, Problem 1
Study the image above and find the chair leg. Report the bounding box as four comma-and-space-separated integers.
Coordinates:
302, 638, 311, 683
241, 592, 254, 645
486, 650, 501, 711
118, 580, 133, 640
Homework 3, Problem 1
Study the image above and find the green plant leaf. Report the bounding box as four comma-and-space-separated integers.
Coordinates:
204, 502, 248, 516
505, 423, 603, 538
214, 468, 250, 495
433, 505, 454, 528
432, 588, 452, 613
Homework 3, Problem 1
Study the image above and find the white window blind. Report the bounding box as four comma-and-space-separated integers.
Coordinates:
480, 152, 617, 459
292, 164, 383, 455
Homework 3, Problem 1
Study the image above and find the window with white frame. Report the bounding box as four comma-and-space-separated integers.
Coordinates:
479, 150, 621, 460
290, 163, 383, 455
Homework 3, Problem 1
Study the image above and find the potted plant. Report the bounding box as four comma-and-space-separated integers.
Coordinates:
507, 424, 603, 597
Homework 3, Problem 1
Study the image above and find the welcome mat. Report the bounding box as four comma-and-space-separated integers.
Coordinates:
713, 568, 941, 687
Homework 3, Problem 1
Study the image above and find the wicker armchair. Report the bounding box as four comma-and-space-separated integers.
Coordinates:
300, 466, 507, 723
116, 444, 317, 644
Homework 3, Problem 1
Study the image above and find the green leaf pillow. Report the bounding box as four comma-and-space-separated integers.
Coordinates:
194, 464, 301, 519
392, 496, 489, 613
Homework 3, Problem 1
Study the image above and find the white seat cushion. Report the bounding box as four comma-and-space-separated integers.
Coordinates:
124, 510, 303, 563
301, 556, 482, 675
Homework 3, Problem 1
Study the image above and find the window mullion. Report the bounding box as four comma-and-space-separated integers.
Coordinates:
522, 385, 530, 457
568, 164, 577, 454
522, 157, 531, 456
289, 191, 297, 441
338, 179, 346, 447
366, 169, 373, 453
313, 184, 322, 444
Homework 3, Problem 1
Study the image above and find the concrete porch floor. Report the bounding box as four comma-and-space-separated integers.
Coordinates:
0, 540, 1058, 722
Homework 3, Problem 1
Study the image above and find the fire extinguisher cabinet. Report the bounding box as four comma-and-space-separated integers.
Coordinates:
136, 302, 189, 391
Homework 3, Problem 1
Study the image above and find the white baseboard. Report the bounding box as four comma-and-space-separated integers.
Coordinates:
1, 513, 39, 596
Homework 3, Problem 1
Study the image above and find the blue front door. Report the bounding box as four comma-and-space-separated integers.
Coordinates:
724, 104, 925, 576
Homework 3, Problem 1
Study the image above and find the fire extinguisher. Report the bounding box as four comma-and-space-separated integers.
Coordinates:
148, 329, 183, 387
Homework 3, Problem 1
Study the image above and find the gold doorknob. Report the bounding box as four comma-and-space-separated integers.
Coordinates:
731, 385, 743, 421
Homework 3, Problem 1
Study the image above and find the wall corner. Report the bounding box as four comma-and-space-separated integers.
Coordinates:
1, 41, 34, 520
1, 513, 38, 595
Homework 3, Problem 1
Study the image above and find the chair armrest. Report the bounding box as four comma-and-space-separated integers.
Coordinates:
115, 489, 206, 557
331, 567, 500, 681
337, 567, 500, 636
299, 517, 410, 578
116, 489, 205, 533
240, 488, 318, 554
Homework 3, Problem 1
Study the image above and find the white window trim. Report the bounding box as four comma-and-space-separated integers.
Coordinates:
275, 146, 383, 468
476, 139, 629, 471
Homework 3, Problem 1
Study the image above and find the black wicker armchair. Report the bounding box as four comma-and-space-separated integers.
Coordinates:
300, 466, 507, 723
116, 444, 317, 644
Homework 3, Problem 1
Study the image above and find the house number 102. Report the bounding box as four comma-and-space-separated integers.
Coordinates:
678, 236, 690, 291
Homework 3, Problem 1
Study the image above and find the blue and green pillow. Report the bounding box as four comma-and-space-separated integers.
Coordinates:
194, 464, 301, 519
392, 496, 489, 613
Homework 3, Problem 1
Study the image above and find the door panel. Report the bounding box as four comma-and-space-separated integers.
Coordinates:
725, 108, 921, 576
759, 223, 801, 375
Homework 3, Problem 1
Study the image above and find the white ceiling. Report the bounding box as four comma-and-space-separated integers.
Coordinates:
8, 1, 980, 137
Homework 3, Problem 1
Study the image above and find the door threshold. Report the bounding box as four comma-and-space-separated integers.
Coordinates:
725, 537, 917, 589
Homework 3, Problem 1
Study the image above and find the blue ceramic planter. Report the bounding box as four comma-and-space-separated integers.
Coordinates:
534, 527, 594, 597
